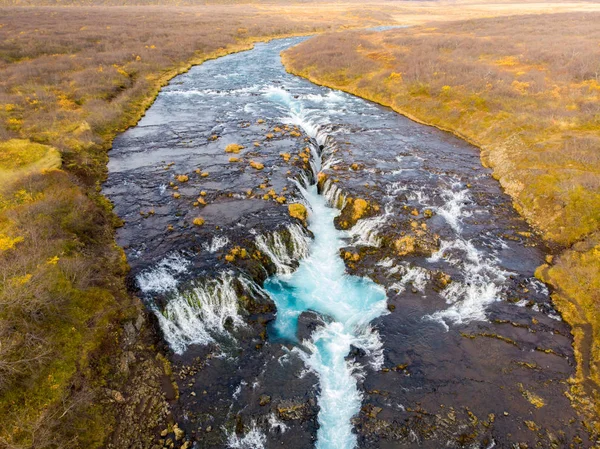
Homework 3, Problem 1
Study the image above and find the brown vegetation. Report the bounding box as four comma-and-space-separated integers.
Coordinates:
282, 11, 600, 429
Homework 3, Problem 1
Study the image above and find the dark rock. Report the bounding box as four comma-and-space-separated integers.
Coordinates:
296, 310, 332, 341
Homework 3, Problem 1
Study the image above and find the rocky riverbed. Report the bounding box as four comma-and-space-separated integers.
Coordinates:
104, 36, 590, 448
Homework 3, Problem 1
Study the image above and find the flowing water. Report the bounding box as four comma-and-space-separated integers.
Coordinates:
104, 36, 590, 448
265, 182, 387, 449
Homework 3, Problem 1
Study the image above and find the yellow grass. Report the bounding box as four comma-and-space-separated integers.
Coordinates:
0, 139, 61, 183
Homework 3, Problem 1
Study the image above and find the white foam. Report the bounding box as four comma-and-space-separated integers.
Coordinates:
156, 274, 248, 354
203, 235, 230, 253
227, 422, 267, 449
376, 257, 395, 268
268, 413, 289, 434
137, 252, 190, 294
389, 264, 430, 294
436, 187, 472, 233
425, 237, 510, 329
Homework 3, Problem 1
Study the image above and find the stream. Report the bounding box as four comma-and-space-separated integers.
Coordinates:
104, 36, 590, 448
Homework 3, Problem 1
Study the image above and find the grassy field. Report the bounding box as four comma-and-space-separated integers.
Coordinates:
282, 11, 600, 430
2, 1, 600, 447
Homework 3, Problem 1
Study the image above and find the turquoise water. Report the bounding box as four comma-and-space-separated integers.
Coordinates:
264, 183, 388, 449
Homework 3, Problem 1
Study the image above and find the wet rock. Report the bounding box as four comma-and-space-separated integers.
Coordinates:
345, 344, 367, 363
277, 399, 312, 421
297, 310, 331, 341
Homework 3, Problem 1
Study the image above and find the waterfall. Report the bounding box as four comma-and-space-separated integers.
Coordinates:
347, 215, 386, 248
264, 182, 388, 449
320, 178, 347, 210
154, 274, 249, 354
255, 224, 311, 276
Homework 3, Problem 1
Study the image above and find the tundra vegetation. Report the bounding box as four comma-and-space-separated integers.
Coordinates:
281, 12, 600, 429
1, 1, 600, 447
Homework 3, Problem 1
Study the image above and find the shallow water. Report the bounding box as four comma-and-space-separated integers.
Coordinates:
105, 36, 589, 448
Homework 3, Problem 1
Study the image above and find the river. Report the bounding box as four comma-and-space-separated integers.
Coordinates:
104, 36, 589, 448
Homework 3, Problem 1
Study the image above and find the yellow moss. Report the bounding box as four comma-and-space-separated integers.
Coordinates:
0, 234, 24, 252
394, 235, 416, 256
518, 383, 545, 408
172, 192, 181, 199
276, 196, 286, 204
344, 251, 360, 262
192, 217, 205, 226
289, 203, 307, 221
250, 161, 264, 170
352, 198, 369, 221
201, 172, 209, 177
176, 174, 189, 182
225, 143, 244, 153
229, 157, 240, 162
